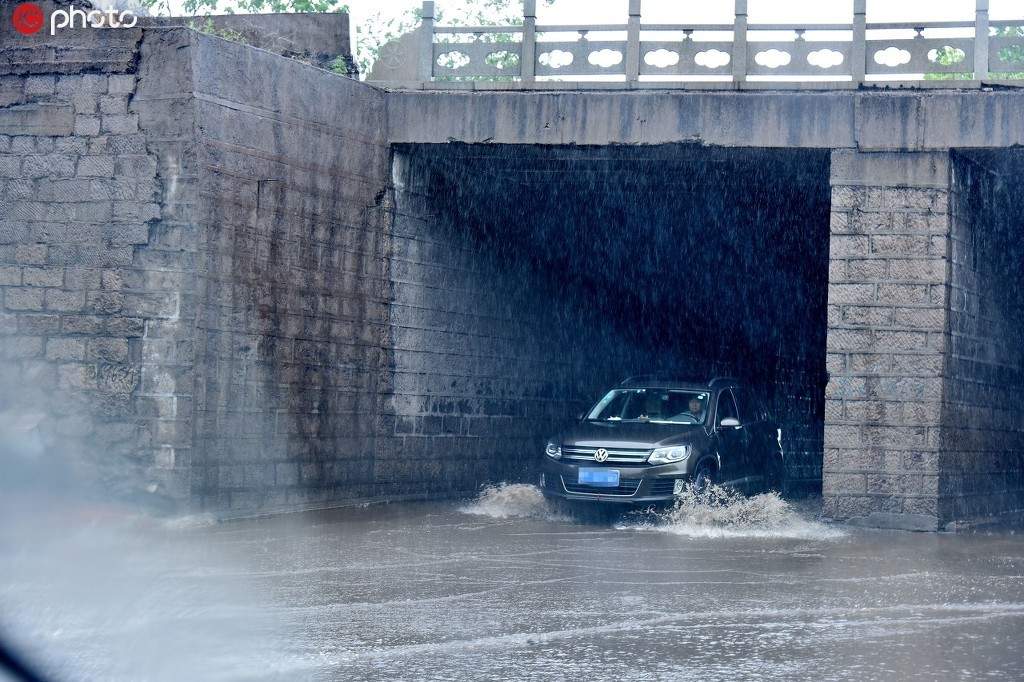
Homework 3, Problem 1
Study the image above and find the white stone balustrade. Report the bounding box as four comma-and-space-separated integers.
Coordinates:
416, 0, 1024, 88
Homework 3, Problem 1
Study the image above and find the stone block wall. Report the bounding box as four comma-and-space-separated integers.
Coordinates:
0, 25, 192, 504
167, 12, 352, 72
179, 33, 390, 513
1, 23, 390, 514
0, 2, 140, 77
382, 149, 581, 496
823, 150, 952, 530
942, 152, 1024, 523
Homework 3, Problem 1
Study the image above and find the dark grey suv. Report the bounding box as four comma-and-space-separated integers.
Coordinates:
539, 376, 785, 505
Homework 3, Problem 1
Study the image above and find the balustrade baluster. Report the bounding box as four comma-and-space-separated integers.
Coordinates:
626, 0, 641, 82
852, 0, 866, 84
419, 1, 435, 82
733, 0, 748, 84
975, 0, 990, 81
522, 0, 537, 83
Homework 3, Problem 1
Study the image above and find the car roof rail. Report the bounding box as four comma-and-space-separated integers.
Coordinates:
619, 373, 719, 387
619, 374, 659, 385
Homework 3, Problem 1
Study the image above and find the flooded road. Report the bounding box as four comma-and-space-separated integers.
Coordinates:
3, 487, 1024, 681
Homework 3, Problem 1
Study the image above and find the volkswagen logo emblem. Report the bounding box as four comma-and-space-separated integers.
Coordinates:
594, 448, 609, 463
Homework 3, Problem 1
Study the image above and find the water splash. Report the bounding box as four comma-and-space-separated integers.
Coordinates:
161, 513, 219, 530
459, 483, 567, 521
621, 484, 845, 540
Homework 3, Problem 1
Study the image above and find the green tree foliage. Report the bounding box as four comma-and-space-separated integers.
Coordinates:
350, 5, 421, 76
926, 26, 1024, 80
352, 1, 555, 78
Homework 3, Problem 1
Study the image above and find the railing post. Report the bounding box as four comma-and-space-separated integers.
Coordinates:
852, 0, 866, 85
975, 0, 990, 81
732, 0, 748, 84
626, 0, 641, 83
418, 1, 435, 82
522, 0, 537, 83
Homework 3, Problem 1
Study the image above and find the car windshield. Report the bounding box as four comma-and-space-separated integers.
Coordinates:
586, 388, 710, 425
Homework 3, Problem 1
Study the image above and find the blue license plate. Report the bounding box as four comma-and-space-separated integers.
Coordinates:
578, 468, 620, 487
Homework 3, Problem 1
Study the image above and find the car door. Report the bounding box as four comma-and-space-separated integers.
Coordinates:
714, 389, 748, 486
731, 387, 764, 486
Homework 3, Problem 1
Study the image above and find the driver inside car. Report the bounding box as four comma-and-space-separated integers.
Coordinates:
687, 396, 706, 422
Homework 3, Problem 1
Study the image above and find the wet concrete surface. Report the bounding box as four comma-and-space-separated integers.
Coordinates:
3, 487, 1024, 681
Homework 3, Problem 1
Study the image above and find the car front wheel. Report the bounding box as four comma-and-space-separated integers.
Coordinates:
692, 459, 717, 491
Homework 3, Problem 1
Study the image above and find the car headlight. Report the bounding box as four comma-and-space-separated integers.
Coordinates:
648, 445, 691, 465
545, 443, 562, 459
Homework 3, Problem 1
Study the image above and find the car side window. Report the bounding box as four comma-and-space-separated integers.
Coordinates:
731, 387, 749, 423
717, 390, 739, 425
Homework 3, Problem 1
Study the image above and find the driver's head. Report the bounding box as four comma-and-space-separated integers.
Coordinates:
689, 397, 704, 415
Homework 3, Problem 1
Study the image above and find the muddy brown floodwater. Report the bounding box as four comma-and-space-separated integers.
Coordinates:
2, 485, 1024, 681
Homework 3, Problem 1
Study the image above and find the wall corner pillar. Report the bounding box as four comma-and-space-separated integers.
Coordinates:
823, 149, 952, 531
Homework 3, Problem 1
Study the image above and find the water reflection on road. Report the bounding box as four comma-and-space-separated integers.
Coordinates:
3, 488, 1024, 681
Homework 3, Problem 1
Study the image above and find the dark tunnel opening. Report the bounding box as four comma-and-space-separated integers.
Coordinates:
385, 144, 832, 495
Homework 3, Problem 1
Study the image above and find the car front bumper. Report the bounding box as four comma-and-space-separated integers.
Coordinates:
538, 458, 692, 505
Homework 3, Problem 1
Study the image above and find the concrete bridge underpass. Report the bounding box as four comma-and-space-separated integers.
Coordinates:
1, 7, 1024, 530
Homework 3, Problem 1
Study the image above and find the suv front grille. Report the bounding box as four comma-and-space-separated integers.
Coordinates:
561, 476, 642, 496
561, 447, 650, 465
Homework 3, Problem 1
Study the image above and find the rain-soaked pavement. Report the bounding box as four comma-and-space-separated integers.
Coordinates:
3, 485, 1024, 681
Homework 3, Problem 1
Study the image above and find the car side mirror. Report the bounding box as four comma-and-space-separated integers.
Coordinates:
719, 417, 740, 428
